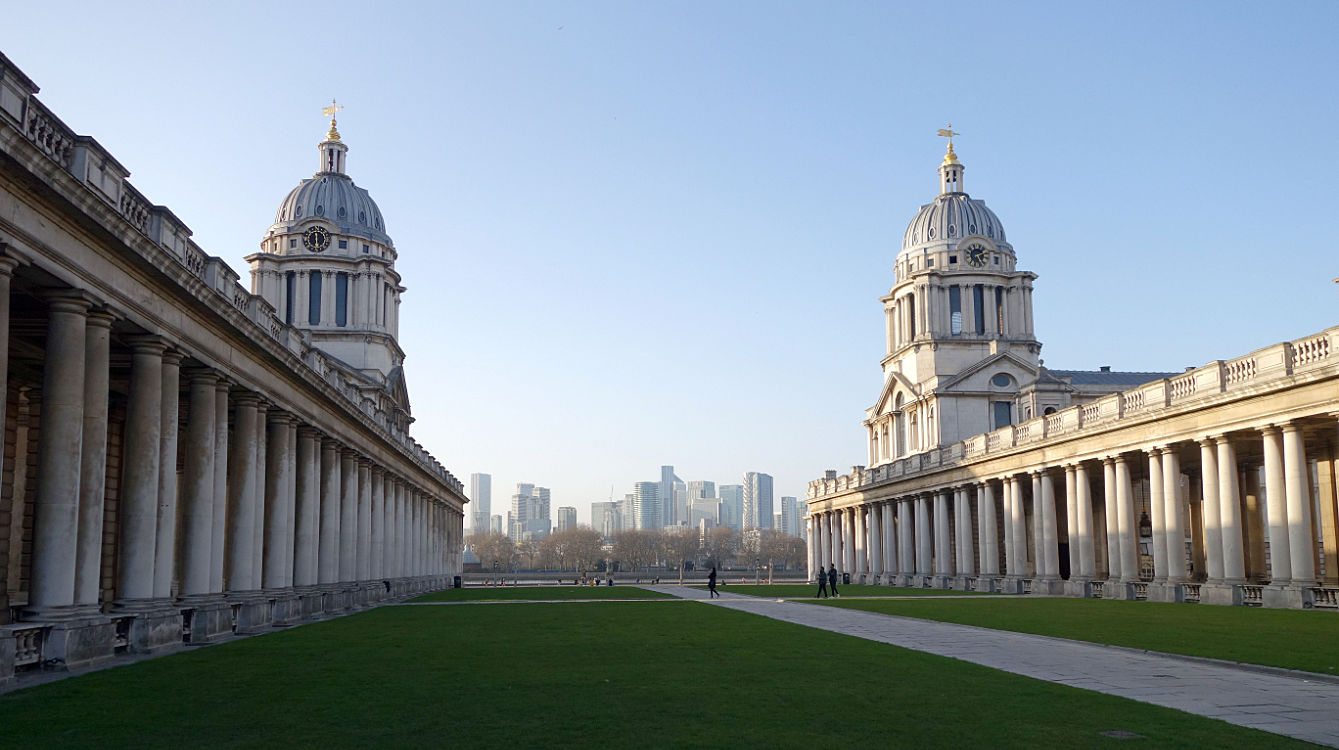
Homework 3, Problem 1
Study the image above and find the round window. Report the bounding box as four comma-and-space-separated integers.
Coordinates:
991, 374, 1012, 387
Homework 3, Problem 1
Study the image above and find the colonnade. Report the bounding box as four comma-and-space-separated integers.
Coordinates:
809, 420, 1337, 608
0, 257, 463, 666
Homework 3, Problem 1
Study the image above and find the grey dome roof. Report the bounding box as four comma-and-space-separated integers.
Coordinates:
901, 192, 1006, 253
271, 173, 393, 247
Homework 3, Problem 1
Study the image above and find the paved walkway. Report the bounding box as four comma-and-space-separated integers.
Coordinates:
644, 585, 1339, 747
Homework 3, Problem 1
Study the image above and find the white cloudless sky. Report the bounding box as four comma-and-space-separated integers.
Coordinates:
4, 1, 1336, 526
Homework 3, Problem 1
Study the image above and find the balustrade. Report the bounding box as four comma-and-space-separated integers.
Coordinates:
12, 626, 45, 668
1132, 582, 1149, 600
1240, 584, 1264, 606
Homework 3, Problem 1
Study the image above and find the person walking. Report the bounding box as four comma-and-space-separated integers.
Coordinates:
708, 566, 719, 598
828, 564, 840, 598
815, 566, 829, 598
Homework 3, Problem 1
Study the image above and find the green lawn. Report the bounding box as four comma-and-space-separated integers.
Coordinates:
0, 602, 1310, 748
410, 585, 673, 602
699, 583, 999, 598
812, 596, 1339, 675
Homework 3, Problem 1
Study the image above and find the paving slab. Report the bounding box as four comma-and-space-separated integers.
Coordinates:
643, 585, 1339, 747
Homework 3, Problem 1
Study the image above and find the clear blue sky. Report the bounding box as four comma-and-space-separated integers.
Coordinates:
4, 2, 1336, 526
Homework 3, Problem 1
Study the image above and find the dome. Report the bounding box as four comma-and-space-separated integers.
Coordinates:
900, 193, 1006, 253
270, 172, 393, 247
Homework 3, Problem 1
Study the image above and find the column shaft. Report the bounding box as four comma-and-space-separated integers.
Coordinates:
1282, 424, 1316, 584
1163, 448, 1187, 582
1148, 450, 1167, 582
226, 396, 259, 592
1262, 427, 1291, 583
1116, 457, 1138, 581
318, 440, 341, 584
358, 461, 372, 581
294, 428, 319, 587
180, 371, 218, 596
117, 339, 164, 601
1076, 463, 1095, 579
209, 382, 229, 592
74, 311, 113, 606
153, 352, 182, 599
1217, 437, 1246, 582
1104, 459, 1121, 580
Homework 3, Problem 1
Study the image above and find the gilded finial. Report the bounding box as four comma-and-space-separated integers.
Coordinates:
937, 124, 960, 164
322, 98, 344, 142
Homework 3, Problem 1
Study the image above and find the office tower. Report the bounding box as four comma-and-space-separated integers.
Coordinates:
469, 473, 492, 534
491, 515, 503, 534
634, 482, 660, 530
719, 485, 743, 530
780, 496, 800, 536
689, 498, 721, 527
591, 501, 621, 537
659, 466, 681, 527
557, 506, 577, 532
742, 472, 774, 530
510, 483, 552, 540
687, 480, 716, 502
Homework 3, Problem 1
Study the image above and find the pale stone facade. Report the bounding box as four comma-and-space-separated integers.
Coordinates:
808, 143, 1339, 610
0, 52, 465, 684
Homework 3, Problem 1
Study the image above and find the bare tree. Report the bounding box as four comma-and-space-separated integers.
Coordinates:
660, 526, 700, 584
612, 529, 657, 572
702, 526, 738, 569
757, 529, 806, 582
468, 531, 517, 574
540, 526, 606, 572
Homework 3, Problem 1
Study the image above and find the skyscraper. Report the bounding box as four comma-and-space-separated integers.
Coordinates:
510, 483, 552, 540
634, 482, 660, 530
591, 501, 622, 537
469, 473, 492, 534
557, 506, 577, 532
742, 472, 774, 530
719, 485, 743, 530
687, 480, 716, 502
658, 466, 681, 527
780, 496, 801, 537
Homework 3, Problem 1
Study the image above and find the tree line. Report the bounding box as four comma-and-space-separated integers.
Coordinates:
467, 526, 807, 579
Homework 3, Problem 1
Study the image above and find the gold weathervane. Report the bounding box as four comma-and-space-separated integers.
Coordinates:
322, 99, 344, 141
937, 124, 960, 164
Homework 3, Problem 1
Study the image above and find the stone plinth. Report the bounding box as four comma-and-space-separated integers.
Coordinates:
37, 614, 114, 670
114, 601, 183, 654
181, 599, 233, 644
1147, 582, 1184, 603
226, 594, 273, 634
1063, 579, 1092, 598
1199, 583, 1243, 606
1263, 584, 1313, 609
1031, 578, 1065, 596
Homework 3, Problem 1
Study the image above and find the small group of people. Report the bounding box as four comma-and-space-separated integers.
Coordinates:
814, 564, 841, 598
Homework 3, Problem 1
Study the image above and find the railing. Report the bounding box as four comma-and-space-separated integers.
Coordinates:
1132, 582, 1149, 601
22, 98, 76, 168
1090, 580, 1104, 598
1224, 356, 1256, 385
1239, 584, 1263, 606
12, 625, 45, 669
963, 577, 976, 592
1294, 335, 1332, 367
1182, 583, 1201, 603
1021, 579, 1033, 595
1081, 402, 1102, 424
1169, 374, 1196, 401
1312, 587, 1339, 609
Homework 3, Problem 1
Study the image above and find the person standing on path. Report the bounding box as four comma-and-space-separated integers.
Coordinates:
815, 567, 829, 598
708, 566, 720, 598
828, 564, 840, 598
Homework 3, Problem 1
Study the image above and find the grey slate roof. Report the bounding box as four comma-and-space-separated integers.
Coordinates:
1047, 369, 1182, 386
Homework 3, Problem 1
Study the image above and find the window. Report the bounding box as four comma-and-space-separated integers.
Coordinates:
995, 287, 1005, 333
991, 373, 1013, 388
992, 401, 1013, 429
338, 240, 348, 249
948, 254, 957, 264
973, 284, 985, 334
289, 238, 297, 249
949, 286, 962, 335
363, 244, 370, 254
308, 272, 322, 325
284, 271, 295, 325
907, 292, 916, 336
335, 272, 348, 327
1043, 407, 1057, 415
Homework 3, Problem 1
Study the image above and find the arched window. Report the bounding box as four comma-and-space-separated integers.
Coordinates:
894, 394, 907, 458
1043, 407, 1057, 415
335, 272, 348, 327
284, 271, 295, 325
308, 272, 322, 325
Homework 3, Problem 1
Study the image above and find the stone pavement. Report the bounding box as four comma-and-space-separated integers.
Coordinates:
643, 585, 1339, 747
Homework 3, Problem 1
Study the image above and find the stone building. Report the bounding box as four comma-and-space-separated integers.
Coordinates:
0, 51, 465, 683
808, 141, 1339, 610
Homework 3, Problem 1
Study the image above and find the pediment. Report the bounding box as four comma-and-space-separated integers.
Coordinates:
936, 351, 1040, 393
868, 371, 919, 418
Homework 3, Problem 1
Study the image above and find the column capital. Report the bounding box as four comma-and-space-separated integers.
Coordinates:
0, 253, 20, 275
183, 367, 220, 386
266, 410, 295, 426
1260, 424, 1282, 436
40, 288, 96, 313
357, 456, 373, 468
371, 465, 386, 477
125, 333, 168, 353
86, 308, 117, 328
296, 424, 320, 439
233, 392, 262, 408
161, 348, 185, 366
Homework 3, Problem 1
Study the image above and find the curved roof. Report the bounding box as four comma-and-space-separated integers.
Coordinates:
270, 173, 392, 247
901, 192, 1006, 253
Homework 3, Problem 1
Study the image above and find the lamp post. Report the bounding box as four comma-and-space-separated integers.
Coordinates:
755, 556, 760, 586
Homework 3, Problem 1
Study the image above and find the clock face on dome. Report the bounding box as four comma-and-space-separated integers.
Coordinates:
302, 225, 331, 252
963, 242, 989, 268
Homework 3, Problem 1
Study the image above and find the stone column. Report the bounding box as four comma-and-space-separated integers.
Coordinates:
339, 450, 358, 583
397, 482, 408, 577
1261, 426, 1291, 584
357, 459, 372, 581
1064, 465, 1079, 578
152, 350, 182, 599
882, 502, 898, 578
294, 427, 319, 587
1115, 456, 1138, 582
1162, 448, 1187, 582
958, 488, 975, 576
1103, 459, 1121, 581
225, 395, 259, 592
807, 516, 817, 580
382, 476, 396, 579
1002, 477, 1016, 575
829, 512, 843, 572
1147, 449, 1167, 582
818, 511, 831, 571
1198, 439, 1225, 583
1216, 436, 1246, 583
118, 337, 165, 602
371, 467, 385, 580
842, 509, 856, 573
1039, 471, 1059, 580
867, 503, 883, 580
1282, 423, 1317, 585
1011, 477, 1027, 577
898, 500, 913, 574
210, 380, 230, 593
29, 294, 91, 613
318, 440, 342, 584
916, 494, 932, 576
0, 256, 18, 454
179, 370, 219, 596
933, 490, 951, 576
1075, 463, 1095, 579
74, 310, 115, 606
250, 401, 268, 591
283, 421, 298, 588
263, 413, 293, 590
853, 506, 867, 579
980, 482, 999, 575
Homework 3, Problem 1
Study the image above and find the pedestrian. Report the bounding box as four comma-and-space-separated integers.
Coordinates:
815, 567, 829, 598
828, 564, 840, 598
708, 566, 719, 598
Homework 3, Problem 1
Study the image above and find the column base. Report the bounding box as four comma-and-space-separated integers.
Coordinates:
177, 595, 233, 644
995, 577, 1023, 594
14, 607, 114, 671
224, 592, 273, 634
1030, 577, 1065, 596
112, 599, 183, 655
1147, 582, 1184, 603
1262, 584, 1314, 609
1063, 579, 1092, 598
264, 592, 300, 626
1198, 582, 1242, 606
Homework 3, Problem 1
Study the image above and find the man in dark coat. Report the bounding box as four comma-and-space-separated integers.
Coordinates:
827, 564, 840, 597
708, 566, 719, 598
815, 566, 829, 598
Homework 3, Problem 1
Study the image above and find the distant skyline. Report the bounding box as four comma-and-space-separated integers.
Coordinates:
4, 2, 1336, 527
